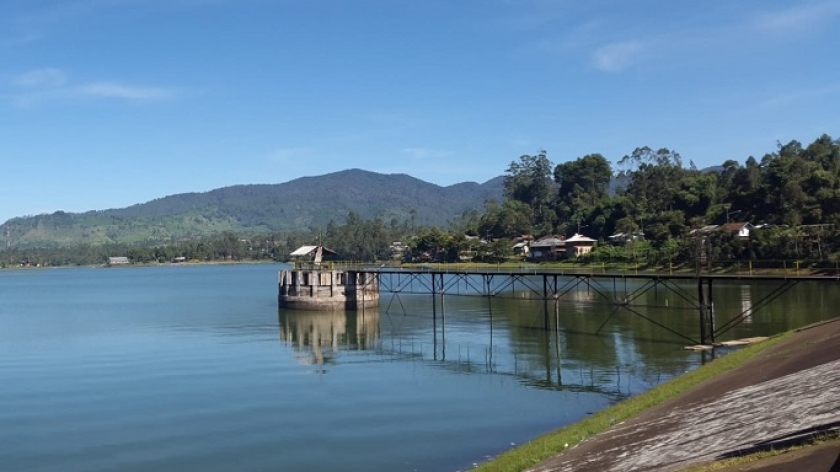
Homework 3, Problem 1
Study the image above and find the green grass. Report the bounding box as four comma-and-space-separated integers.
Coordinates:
472, 332, 795, 472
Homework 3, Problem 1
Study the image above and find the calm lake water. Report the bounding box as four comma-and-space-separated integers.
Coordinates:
1, 264, 836, 471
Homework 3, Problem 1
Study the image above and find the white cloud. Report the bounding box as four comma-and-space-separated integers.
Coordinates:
591, 40, 644, 72
3, 69, 177, 105
401, 147, 453, 160
14, 68, 67, 87
536, 2, 840, 74
751, 2, 840, 34
75, 82, 173, 100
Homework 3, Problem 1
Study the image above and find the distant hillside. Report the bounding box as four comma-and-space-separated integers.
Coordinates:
0, 169, 504, 248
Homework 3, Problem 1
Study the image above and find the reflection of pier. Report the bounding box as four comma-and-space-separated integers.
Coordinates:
276, 302, 658, 399
278, 310, 379, 369
355, 269, 838, 346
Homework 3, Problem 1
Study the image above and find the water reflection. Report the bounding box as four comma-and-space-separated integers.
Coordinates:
278, 309, 379, 370
741, 284, 753, 324
276, 293, 682, 402
275, 276, 840, 404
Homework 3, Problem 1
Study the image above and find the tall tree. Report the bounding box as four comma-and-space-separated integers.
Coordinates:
553, 153, 613, 226
504, 151, 557, 234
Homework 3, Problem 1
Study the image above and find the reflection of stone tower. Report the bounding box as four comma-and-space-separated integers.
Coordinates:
278, 310, 380, 368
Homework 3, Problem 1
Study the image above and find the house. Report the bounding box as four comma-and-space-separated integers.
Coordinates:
720, 222, 753, 239
564, 233, 597, 257
607, 232, 644, 245
528, 236, 566, 260
108, 256, 130, 265
512, 241, 530, 257
389, 241, 408, 260
690, 225, 720, 235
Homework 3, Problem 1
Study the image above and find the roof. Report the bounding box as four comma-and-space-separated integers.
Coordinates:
721, 222, 752, 232
609, 231, 642, 238
530, 236, 565, 248
565, 233, 597, 243
289, 245, 338, 257
690, 225, 720, 235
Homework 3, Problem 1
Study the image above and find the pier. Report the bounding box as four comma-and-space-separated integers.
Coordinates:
285, 266, 840, 346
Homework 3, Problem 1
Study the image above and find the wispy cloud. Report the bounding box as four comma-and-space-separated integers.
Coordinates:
401, 147, 453, 160
591, 40, 645, 72
760, 83, 840, 108
76, 82, 173, 100
14, 68, 67, 87
536, 2, 840, 73
751, 2, 840, 34
3, 68, 177, 106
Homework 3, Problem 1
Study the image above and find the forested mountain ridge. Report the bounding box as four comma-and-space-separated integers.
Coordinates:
1, 169, 505, 248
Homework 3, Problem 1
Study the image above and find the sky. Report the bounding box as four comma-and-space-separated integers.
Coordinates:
1, 0, 839, 223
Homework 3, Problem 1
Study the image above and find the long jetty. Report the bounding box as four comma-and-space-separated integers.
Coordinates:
327, 265, 840, 346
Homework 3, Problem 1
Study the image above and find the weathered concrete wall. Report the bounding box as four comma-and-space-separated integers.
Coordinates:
278, 269, 380, 311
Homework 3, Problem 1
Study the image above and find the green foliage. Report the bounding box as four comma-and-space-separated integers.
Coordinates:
6, 135, 840, 267
554, 153, 612, 225
0, 170, 504, 249
504, 152, 556, 233
478, 199, 534, 239
323, 213, 406, 261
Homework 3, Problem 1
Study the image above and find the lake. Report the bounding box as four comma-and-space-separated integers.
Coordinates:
0, 264, 835, 471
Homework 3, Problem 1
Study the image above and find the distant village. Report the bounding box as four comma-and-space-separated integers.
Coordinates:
392, 221, 758, 264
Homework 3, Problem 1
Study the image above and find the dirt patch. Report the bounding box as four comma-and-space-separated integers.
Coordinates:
530, 318, 840, 472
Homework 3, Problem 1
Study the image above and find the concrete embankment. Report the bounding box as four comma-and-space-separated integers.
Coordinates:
529, 318, 840, 472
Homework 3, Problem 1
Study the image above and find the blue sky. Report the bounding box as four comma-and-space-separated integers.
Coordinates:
2, 0, 839, 223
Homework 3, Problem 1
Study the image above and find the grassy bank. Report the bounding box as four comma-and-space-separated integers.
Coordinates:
473, 332, 794, 472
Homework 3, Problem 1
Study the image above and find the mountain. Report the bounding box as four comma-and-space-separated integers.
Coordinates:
1, 169, 505, 248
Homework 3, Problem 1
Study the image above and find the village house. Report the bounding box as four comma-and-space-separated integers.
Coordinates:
512, 241, 530, 257
564, 233, 597, 257
720, 222, 753, 239
389, 241, 408, 260
607, 231, 645, 245
690, 225, 721, 235
528, 236, 566, 261
511, 235, 533, 257
689, 222, 753, 240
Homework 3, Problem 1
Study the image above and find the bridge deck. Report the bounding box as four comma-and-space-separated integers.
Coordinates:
360, 267, 840, 282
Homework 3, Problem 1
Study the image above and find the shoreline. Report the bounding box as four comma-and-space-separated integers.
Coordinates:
473, 318, 840, 472
0, 259, 285, 271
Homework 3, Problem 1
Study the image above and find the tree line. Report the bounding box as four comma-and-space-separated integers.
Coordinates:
460, 134, 840, 264
3, 133, 840, 268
